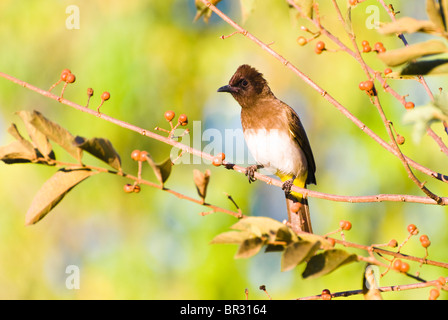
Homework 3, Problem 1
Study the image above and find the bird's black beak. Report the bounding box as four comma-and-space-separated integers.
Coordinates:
217, 85, 239, 93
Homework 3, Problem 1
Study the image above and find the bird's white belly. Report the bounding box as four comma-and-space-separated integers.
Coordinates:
244, 128, 307, 177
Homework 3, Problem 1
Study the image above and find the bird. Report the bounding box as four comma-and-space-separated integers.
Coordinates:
217, 64, 316, 233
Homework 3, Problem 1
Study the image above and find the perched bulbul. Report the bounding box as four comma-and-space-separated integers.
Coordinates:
217, 64, 316, 233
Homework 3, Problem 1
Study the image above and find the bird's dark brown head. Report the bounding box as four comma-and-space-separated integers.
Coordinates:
217, 64, 272, 108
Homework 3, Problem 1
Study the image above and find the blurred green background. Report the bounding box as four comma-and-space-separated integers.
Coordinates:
0, 0, 446, 299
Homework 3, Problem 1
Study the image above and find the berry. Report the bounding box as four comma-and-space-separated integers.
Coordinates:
212, 156, 222, 166
139, 151, 149, 162
388, 239, 398, 248
316, 41, 325, 51
131, 149, 141, 161
399, 261, 410, 273
178, 114, 188, 126
362, 45, 372, 53
321, 289, 331, 300
436, 276, 446, 286
377, 46, 386, 53
101, 91, 110, 101
217, 152, 225, 161
420, 235, 431, 248
364, 80, 374, 91
405, 102, 415, 110
133, 185, 141, 193
314, 47, 323, 54
384, 68, 393, 75
359, 81, 366, 91
297, 36, 307, 46
290, 202, 302, 213
407, 224, 418, 235
374, 42, 384, 51
60, 69, 71, 81
123, 184, 134, 193
396, 135, 405, 145
65, 73, 76, 83
164, 110, 175, 122
349, 0, 358, 5
87, 87, 94, 97
361, 40, 369, 47
393, 259, 403, 271
429, 288, 440, 300
339, 220, 352, 231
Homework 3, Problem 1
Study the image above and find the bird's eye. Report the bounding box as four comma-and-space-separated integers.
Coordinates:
240, 79, 248, 87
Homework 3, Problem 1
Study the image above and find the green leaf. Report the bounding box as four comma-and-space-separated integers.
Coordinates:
378, 40, 448, 67
302, 249, 357, 279
74, 136, 121, 170
25, 110, 81, 161
235, 237, 263, 259
16, 110, 53, 159
378, 17, 437, 35
25, 168, 98, 225
400, 59, 448, 76
281, 240, 321, 272
298, 232, 334, 250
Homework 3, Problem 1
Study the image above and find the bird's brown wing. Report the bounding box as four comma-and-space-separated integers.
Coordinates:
284, 103, 316, 185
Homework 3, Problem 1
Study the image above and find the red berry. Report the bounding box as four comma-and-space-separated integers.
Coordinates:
321, 289, 331, 300
316, 41, 325, 51
405, 102, 415, 110
164, 110, 175, 122
407, 224, 418, 235
178, 114, 188, 126
123, 184, 134, 193
384, 68, 393, 75
101, 91, 110, 101
131, 149, 141, 161
65, 73, 76, 83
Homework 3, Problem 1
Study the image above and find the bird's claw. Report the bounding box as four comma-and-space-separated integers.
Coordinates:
245, 165, 261, 184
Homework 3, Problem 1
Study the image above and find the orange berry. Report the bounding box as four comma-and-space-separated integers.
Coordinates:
60, 69, 71, 81
374, 42, 384, 51
407, 224, 418, 235
164, 110, 175, 122
349, 0, 358, 5
429, 288, 440, 300
290, 202, 302, 213
384, 68, 393, 75
133, 185, 141, 193
217, 152, 225, 161
362, 45, 372, 53
364, 80, 374, 91
321, 289, 331, 300
405, 102, 415, 110
139, 150, 149, 162
436, 276, 446, 287
101, 91, 110, 101
339, 220, 352, 231
388, 239, 398, 248
212, 156, 222, 167
297, 36, 307, 46
393, 259, 403, 271
359, 81, 366, 91
131, 149, 141, 161
399, 261, 410, 273
420, 235, 431, 248
123, 183, 134, 193
361, 40, 369, 47
178, 114, 188, 126
65, 73, 76, 83
316, 41, 325, 51
396, 135, 405, 145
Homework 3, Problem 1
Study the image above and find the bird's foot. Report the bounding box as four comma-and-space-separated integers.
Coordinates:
281, 176, 296, 196
245, 164, 263, 184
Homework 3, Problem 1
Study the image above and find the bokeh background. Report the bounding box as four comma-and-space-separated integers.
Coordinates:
0, 0, 446, 299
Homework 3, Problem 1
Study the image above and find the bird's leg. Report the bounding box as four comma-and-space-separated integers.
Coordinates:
282, 175, 296, 196
245, 164, 263, 183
